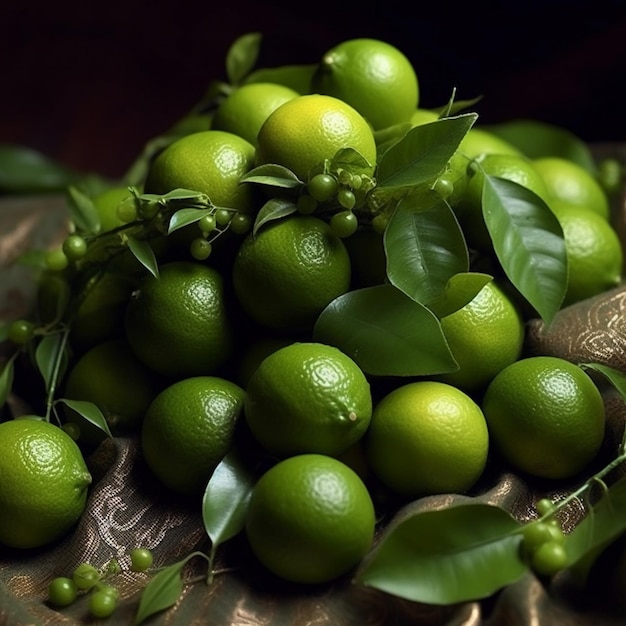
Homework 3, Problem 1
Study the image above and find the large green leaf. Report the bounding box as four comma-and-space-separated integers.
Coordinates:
375, 114, 477, 190
484, 119, 596, 172
0, 143, 79, 193
355, 501, 526, 605
385, 190, 468, 305
312, 284, 458, 377
483, 175, 567, 324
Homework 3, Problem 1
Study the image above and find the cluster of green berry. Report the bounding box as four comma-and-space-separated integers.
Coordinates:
297, 171, 377, 239
47, 548, 154, 619
189, 208, 253, 261
521, 498, 568, 577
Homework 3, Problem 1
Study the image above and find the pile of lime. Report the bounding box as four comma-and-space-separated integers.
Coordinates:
2, 32, 626, 623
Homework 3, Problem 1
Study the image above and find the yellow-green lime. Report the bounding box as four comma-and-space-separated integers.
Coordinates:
0, 419, 92, 549
482, 356, 606, 480
92, 186, 134, 233
143, 130, 256, 212
364, 381, 489, 498
533, 156, 610, 220
550, 202, 623, 305
244, 341, 372, 457
256, 94, 377, 181
211, 82, 299, 147
141, 376, 245, 496
311, 38, 419, 130
436, 281, 525, 392
245, 453, 375, 584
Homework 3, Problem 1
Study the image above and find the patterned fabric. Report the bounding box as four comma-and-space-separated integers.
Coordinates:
1, 167, 626, 624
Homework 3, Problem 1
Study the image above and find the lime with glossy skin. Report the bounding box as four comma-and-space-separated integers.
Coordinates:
245, 453, 376, 584
0, 419, 92, 549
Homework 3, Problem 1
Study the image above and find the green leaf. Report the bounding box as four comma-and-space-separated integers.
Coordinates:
313, 284, 458, 377
168, 208, 214, 234
56, 398, 113, 438
244, 64, 318, 94
483, 175, 567, 324
0, 358, 15, 408
580, 362, 626, 400
66, 185, 100, 235
226, 32, 262, 85
427, 272, 494, 318
385, 190, 469, 305
355, 501, 526, 605
330, 147, 375, 174
0, 143, 79, 193
565, 477, 626, 585
484, 119, 596, 172
134, 558, 188, 625
376, 114, 477, 190
202, 449, 256, 581
35, 333, 63, 394
126, 236, 159, 278
240, 163, 303, 188
253, 197, 297, 236
145, 188, 208, 204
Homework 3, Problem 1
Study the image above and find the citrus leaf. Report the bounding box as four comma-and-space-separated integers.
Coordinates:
143, 188, 208, 204
56, 398, 113, 438
35, 332, 64, 394
355, 501, 526, 605
133, 558, 189, 625
253, 197, 296, 236
240, 163, 302, 188
0, 357, 15, 408
427, 272, 494, 318
483, 175, 567, 324
202, 449, 256, 581
225, 32, 261, 85
580, 362, 626, 400
244, 64, 318, 94
313, 284, 458, 377
0, 143, 79, 193
385, 190, 468, 305
126, 236, 159, 279
330, 147, 375, 174
435, 92, 483, 117
376, 113, 477, 190
67, 185, 100, 235
484, 119, 596, 172
564, 476, 626, 586
168, 208, 214, 234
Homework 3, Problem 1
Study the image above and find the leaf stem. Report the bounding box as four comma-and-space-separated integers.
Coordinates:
44, 325, 71, 422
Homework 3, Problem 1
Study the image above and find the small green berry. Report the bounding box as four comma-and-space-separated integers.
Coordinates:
337, 188, 356, 210
72, 562, 100, 590
7, 319, 35, 345
190, 238, 213, 261
48, 577, 78, 607
62, 235, 88, 261
215, 208, 232, 226
198, 214, 217, 234
531, 540, 568, 577
330, 210, 358, 238
229, 213, 252, 235
89, 589, 118, 618
308, 173, 338, 202
130, 547, 154, 572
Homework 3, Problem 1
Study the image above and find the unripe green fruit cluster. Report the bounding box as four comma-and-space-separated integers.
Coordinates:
47, 548, 153, 618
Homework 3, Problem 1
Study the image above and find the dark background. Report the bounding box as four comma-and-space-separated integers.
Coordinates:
2, 1, 626, 180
